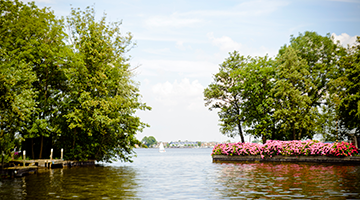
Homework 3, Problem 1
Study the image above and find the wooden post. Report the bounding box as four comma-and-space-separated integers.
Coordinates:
1, 151, 4, 170
50, 148, 53, 168
354, 136, 358, 149
61, 148, 63, 160
23, 150, 25, 166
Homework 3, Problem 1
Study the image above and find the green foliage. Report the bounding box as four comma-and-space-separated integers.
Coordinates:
205, 31, 351, 142
0, 0, 69, 159
233, 55, 276, 142
205, 52, 278, 143
54, 6, 150, 162
272, 47, 317, 140
0, 0, 38, 161
279, 31, 346, 139
338, 37, 360, 136
0, 2, 150, 163
141, 136, 157, 147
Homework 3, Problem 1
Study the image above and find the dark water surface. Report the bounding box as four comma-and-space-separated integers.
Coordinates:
1, 148, 360, 199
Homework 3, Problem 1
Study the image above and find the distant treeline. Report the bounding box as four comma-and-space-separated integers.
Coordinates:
204, 31, 360, 143
0, 0, 150, 163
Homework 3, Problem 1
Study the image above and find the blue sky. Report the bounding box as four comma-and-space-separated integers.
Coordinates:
25, 0, 360, 142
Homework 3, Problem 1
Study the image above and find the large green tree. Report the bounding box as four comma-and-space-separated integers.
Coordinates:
272, 47, 317, 140
57, 7, 150, 162
204, 51, 246, 142
0, 0, 69, 159
279, 31, 346, 138
233, 55, 276, 143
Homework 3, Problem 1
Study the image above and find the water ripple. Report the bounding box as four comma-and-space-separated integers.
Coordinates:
1, 148, 360, 199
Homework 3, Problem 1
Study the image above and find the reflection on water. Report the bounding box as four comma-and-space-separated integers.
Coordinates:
1, 148, 360, 199
0, 166, 138, 199
214, 162, 360, 199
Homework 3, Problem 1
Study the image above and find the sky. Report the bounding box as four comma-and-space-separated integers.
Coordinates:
24, 0, 360, 143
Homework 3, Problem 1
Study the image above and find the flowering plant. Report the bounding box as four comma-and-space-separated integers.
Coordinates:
211, 140, 358, 158
13, 151, 20, 160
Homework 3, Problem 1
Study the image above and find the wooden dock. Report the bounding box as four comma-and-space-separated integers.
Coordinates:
1, 159, 95, 179
1, 166, 38, 178
9, 159, 95, 168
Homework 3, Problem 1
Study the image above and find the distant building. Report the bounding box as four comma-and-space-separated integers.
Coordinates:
147, 141, 220, 148
169, 141, 198, 148
201, 142, 219, 148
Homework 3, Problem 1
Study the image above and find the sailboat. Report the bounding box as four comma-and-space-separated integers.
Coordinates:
159, 142, 166, 153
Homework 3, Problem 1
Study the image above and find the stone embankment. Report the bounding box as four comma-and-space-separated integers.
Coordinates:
212, 155, 360, 164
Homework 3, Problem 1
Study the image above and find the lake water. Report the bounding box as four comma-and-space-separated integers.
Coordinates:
1, 148, 360, 199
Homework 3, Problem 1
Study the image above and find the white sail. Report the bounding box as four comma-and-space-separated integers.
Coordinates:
159, 142, 166, 153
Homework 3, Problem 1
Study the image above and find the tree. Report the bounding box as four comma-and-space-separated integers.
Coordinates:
272, 47, 317, 140
57, 7, 150, 162
279, 31, 346, 138
204, 51, 246, 142
0, 0, 69, 159
205, 52, 279, 143
338, 36, 360, 136
0, 0, 50, 161
0, 49, 36, 162
141, 136, 157, 147
26, 14, 68, 159
233, 55, 276, 143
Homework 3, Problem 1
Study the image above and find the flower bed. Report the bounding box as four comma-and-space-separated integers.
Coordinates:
211, 140, 358, 158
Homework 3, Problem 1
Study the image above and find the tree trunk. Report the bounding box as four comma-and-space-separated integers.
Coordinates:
72, 129, 76, 151
39, 135, 43, 159
262, 135, 267, 144
237, 122, 245, 143
31, 138, 34, 159
293, 126, 296, 140
1, 153, 4, 170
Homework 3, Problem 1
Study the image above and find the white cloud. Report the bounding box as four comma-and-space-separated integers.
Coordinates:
143, 78, 150, 85
332, 33, 358, 47
207, 32, 242, 52
145, 13, 203, 28
142, 48, 171, 55
135, 59, 218, 78
152, 78, 204, 110
175, 41, 186, 50
144, 0, 287, 29
206, 33, 278, 57
178, 0, 288, 18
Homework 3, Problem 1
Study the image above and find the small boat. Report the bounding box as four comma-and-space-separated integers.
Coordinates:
159, 142, 166, 153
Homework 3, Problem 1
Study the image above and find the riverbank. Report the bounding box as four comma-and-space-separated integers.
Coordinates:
212, 155, 360, 164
